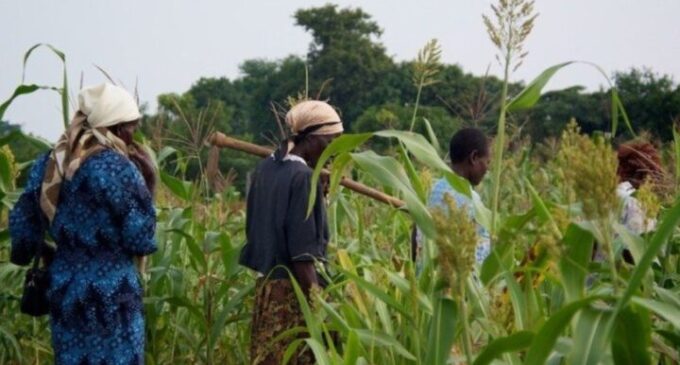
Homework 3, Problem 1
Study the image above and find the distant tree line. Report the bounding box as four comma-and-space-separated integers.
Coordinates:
4, 5, 680, 191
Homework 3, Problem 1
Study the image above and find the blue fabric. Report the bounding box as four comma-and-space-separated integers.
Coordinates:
9, 150, 156, 365
427, 178, 491, 263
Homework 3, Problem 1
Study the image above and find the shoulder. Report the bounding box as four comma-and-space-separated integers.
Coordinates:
29, 152, 51, 176
289, 162, 313, 185
83, 150, 135, 172
81, 150, 142, 186
23, 152, 51, 189
429, 178, 471, 207
257, 156, 312, 179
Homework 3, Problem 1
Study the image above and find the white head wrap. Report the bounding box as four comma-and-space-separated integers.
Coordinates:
40, 83, 142, 222
78, 83, 141, 128
285, 100, 343, 136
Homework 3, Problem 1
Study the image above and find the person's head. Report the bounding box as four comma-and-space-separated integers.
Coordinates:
282, 100, 343, 166
449, 127, 490, 186
617, 141, 663, 189
77, 83, 142, 145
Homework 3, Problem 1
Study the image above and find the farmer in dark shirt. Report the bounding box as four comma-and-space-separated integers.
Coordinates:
240, 100, 343, 364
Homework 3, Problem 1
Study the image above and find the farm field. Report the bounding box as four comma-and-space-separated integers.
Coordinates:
2, 2, 680, 364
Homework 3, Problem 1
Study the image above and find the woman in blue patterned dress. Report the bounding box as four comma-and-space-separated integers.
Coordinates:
9, 83, 157, 365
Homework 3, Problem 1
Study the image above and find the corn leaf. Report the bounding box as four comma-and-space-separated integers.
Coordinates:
473, 330, 534, 365
507, 62, 574, 112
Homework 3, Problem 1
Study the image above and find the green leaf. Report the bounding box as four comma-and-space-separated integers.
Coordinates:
160, 170, 193, 201
611, 89, 635, 137
631, 297, 680, 330
166, 228, 206, 270
504, 270, 528, 330
473, 331, 534, 365
350, 150, 434, 238
568, 307, 613, 365
0, 84, 43, 121
611, 305, 651, 365
19, 132, 52, 150
0, 229, 9, 245
307, 133, 373, 216
343, 330, 364, 365
354, 329, 416, 361
219, 233, 241, 278
374, 130, 452, 177
612, 223, 647, 266
397, 143, 426, 202
288, 273, 323, 341
507, 62, 574, 112
304, 339, 332, 365
559, 224, 594, 303
425, 297, 458, 365
421, 117, 442, 155
608, 197, 680, 331
482, 209, 535, 284
524, 179, 552, 225
22, 43, 69, 128
480, 237, 514, 285
339, 268, 412, 320
0, 150, 13, 191
157, 146, 178, 165
524, 296, 601, 365
655, 286, 680, 308
0, 130, 21, 147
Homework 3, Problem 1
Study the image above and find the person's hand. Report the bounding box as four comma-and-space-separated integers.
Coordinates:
292, 261, 319, 297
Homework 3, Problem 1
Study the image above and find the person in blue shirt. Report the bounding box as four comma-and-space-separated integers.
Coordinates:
412, 127, 491, 265
9, 83, 156, 365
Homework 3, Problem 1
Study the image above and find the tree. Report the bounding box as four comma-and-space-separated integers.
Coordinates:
352, 103, 462, 150
295, 5, 396, 127
614, 68, 680, 140
526, 86, 608, 140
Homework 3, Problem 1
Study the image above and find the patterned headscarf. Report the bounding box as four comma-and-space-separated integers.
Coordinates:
276, 100, 343, 159
40, 83, 142, 222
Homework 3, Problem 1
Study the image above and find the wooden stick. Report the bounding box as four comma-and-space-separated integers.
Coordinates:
209, 132, 406, 208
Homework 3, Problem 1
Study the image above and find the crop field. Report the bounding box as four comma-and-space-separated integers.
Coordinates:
1, 1, 680, 365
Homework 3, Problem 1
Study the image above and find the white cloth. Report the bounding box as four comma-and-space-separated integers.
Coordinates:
285, 100, 343, 136
78, 83, 141, 128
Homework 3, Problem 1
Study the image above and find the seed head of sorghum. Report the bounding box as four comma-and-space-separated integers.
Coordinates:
309, 284, 324, 314
431, 193, 478, 297
420, 168, 433, 196
490, 288, 514, 333
636, 178, 661, 225
557, 119, 618, 221
0, 145, 18, 188
535, 206, 570, 258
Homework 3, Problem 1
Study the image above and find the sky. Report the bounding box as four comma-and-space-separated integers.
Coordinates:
2, 0, 680, 142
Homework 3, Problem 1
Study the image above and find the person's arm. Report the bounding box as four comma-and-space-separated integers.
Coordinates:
9, 154, 49, 266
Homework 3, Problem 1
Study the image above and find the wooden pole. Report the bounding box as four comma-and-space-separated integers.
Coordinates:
209, 132, 406, 209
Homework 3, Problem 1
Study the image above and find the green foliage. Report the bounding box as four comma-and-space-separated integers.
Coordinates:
352, 103, 462, 149
295, 4, 396, 126
2, 5, 680, 365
